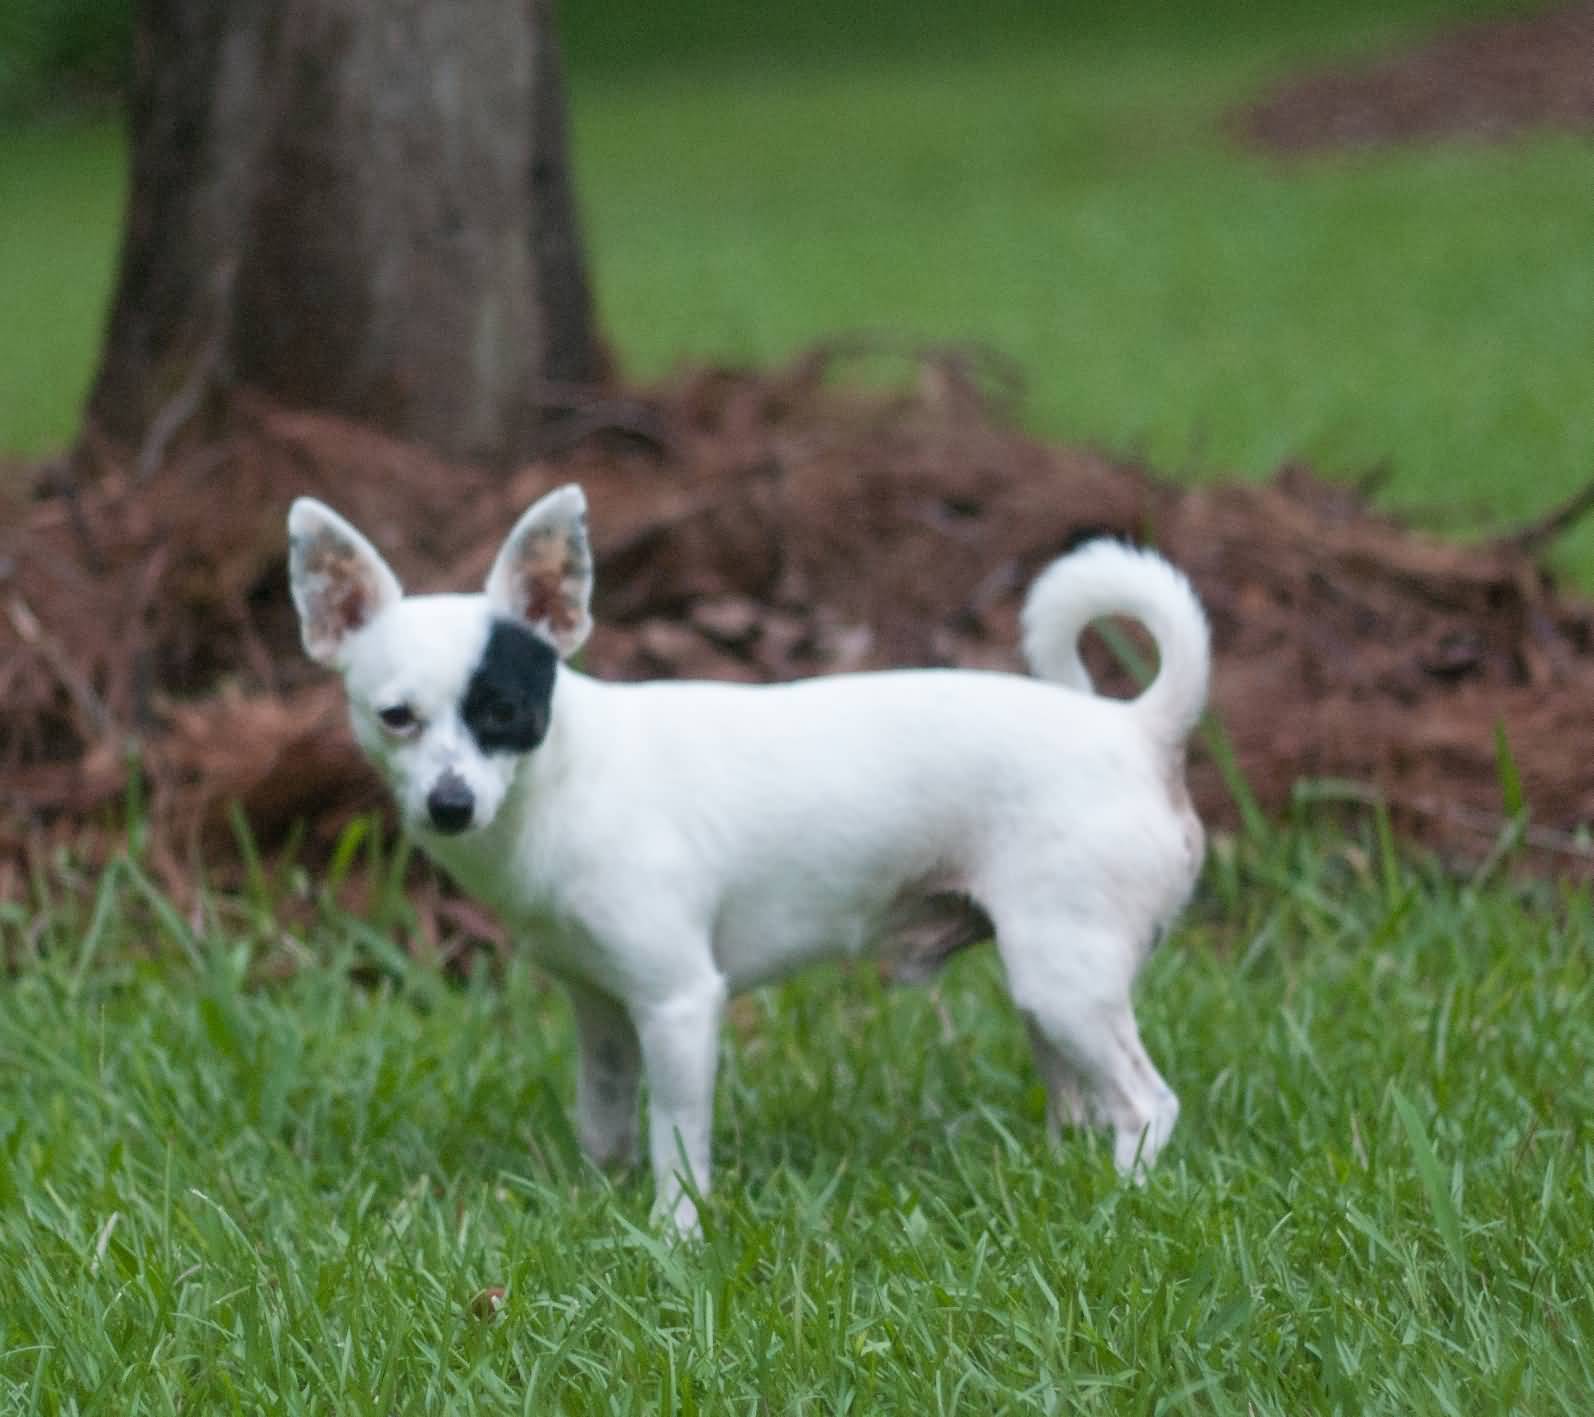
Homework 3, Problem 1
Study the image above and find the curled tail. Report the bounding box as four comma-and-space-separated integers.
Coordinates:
1021, 538, 1211, 746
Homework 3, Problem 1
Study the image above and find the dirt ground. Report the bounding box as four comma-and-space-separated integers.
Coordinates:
1236, 2, 1594, 152
10, 7, 1594, 909
5, 345, 1594, 916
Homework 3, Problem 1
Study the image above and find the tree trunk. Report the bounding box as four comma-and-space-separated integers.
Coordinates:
87, 0, 603, 468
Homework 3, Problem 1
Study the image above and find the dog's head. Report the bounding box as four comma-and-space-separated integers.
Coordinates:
287, 485, 592, 837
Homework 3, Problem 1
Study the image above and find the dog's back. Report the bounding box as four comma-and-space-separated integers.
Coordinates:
525, 539, 1209, 996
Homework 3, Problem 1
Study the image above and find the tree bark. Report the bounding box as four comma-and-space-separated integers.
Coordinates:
87, 0, 603, 468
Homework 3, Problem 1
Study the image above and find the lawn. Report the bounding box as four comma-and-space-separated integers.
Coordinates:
4, 1, 1594, 1409
2, 822, 1591, 1411
4, 1, 1594, 569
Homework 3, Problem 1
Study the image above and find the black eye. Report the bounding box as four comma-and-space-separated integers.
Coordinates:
378, 704, 417, 732
483, 700, 517, 729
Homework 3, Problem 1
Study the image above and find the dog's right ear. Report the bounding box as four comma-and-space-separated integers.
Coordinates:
286, 498, 403, 667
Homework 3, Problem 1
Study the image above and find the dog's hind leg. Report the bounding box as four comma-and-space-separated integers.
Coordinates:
565, 978, 642, 1170
996, 915, 1179, 1174
1023, 1016, 1093, 1140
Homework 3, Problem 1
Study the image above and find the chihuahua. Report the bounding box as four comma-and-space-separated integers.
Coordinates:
288, 485, 1209, 1233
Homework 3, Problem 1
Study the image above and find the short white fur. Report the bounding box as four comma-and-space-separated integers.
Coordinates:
288, 486, 1212, 1235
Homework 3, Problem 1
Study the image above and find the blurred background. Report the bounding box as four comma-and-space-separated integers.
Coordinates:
4, 0, 1593, 567
4, 0, 1594, 874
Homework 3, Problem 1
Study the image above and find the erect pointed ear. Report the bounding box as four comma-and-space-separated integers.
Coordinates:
286, 498, 404, 667
484, 483, 593, 658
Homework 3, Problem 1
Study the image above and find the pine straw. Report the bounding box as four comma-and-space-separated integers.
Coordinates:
1235, 2, 1594, 154
5, 348, 1594, 912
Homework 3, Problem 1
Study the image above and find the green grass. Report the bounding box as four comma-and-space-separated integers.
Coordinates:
2, 819, 1591, 1412
572, 25, 1594, 573
0, 122, 124, 456
5, 2, 1594, 570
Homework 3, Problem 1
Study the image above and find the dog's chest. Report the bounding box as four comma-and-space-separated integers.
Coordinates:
421, 813, 558, 929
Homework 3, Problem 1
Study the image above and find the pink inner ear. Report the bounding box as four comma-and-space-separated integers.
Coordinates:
507, 522, 587, 638
328, 582, 371, 637
522, 566, 581, 637
304, 534, 382, 641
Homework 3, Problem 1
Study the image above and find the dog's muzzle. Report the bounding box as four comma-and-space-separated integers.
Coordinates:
426, 772, 475, 835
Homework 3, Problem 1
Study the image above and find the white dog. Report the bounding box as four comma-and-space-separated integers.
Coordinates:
288, 485, 1209, 1233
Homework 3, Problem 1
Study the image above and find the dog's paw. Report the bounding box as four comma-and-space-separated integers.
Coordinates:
1112, 1088, 1180, 1178
650, 1189, 704, 1244
581, 1131, 640, 1173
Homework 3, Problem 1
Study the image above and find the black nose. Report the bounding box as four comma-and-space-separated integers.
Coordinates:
426, 773, 475, 834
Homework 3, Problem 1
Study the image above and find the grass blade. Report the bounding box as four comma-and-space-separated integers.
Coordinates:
1392, 1086, 1466, 1274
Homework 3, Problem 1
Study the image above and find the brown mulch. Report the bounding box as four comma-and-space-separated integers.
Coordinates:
1235, 3, 1594, 153
4, 345, 1594, 910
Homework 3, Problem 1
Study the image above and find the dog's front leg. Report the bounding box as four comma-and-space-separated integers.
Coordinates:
564, 978, 641, 1170
632, 972, 727, 1238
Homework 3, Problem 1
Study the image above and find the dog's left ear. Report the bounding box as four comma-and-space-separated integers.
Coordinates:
485, 483, 593, 658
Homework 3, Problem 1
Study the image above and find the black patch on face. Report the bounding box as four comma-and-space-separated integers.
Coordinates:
462, 618, 557, 754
